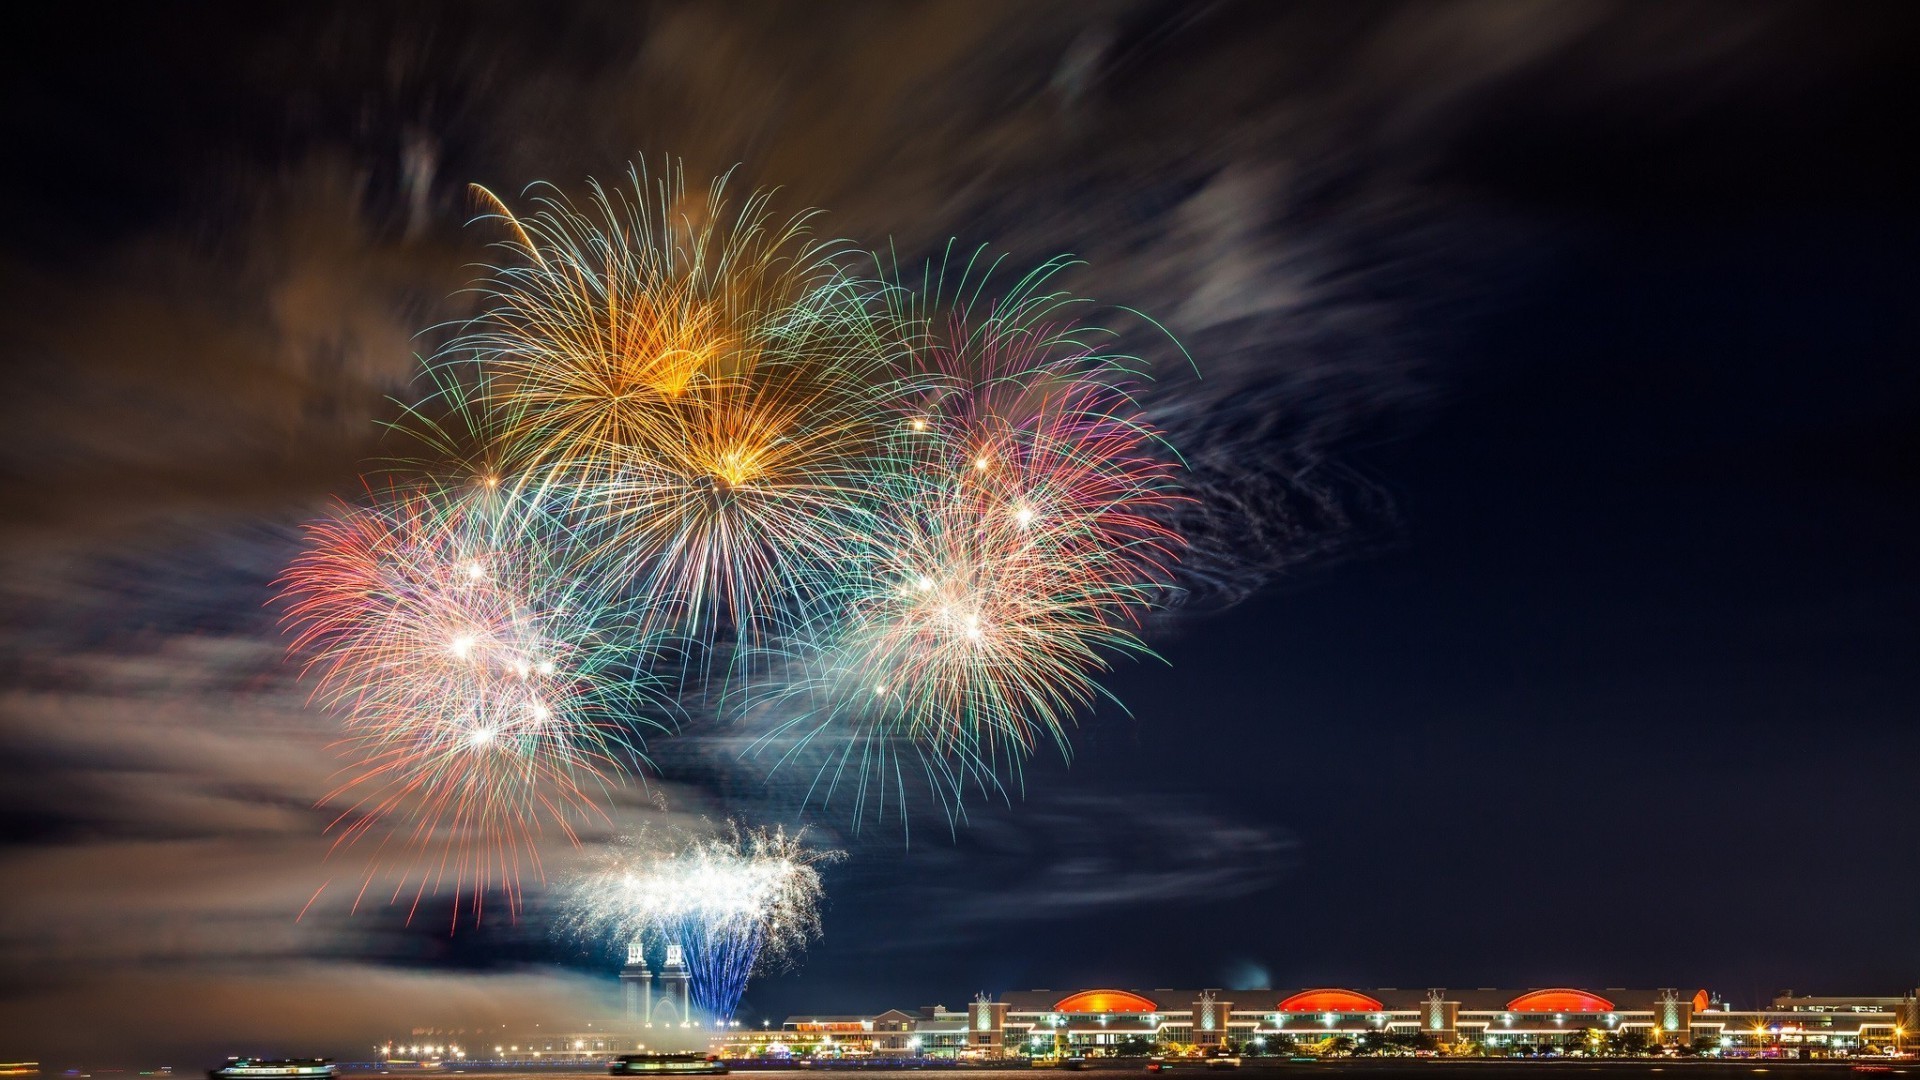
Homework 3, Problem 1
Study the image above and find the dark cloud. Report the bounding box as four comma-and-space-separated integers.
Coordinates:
833, 793, 1297, 946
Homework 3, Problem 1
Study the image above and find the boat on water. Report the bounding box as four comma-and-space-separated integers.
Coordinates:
207, 1061, 334, 1080
1146, 1053, 1238, 1072
609, 1053, 729, 1076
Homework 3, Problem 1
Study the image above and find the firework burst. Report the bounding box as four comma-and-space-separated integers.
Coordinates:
454, 164, 890, 646
563, 822, 840, 1020
280, 473, 676, 923
280, 164, 1191, 899
740, 252, 1184, 825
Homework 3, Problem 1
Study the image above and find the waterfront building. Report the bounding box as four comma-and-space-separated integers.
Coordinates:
1698, 992, 1918, 1056
709, 985, 1918, 1061
713, 1007, 967, 1059
383, 944, 703, 1067
621, 940, 694, 1029
378, 1027, 644, 1063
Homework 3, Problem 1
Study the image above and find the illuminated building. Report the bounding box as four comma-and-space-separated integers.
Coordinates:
377, 1028, 644, 1063
379, 946, 699, 1066
712, 1008, 967, 1059
983, 986, 1917, 1057
1696, 991, 1919, 1057
708, 986, 1919, 1060
622, 940, 693, 1028
621, 941, 652, 1023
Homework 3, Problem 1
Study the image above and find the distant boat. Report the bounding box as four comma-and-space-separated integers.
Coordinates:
609, 1053, 728, 1076
206, 1061, 334, 1080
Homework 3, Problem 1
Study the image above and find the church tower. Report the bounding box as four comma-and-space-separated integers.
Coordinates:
620, 940, 653, 1027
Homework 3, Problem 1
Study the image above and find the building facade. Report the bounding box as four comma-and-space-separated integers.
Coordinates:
713, 986, 1918, 1060
620, 940, 694, 1029
378, 1026, 645, 1063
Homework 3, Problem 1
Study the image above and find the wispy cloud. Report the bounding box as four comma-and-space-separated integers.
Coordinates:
829, 792, 1296, 948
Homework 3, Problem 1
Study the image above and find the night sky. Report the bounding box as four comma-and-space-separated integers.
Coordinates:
3, 1, 1917, 1066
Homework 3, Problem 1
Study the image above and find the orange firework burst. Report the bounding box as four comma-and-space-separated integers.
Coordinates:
455, 164, 890, 644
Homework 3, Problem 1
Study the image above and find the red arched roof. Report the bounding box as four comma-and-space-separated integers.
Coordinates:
1053, 990, 1158, 1014
1507, 989, 1615, 1013
1278, 989, 1386, 1013
1692, 990, 1711, 1013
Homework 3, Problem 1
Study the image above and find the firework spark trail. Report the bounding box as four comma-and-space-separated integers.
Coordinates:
563, 823, 840, 1020
279, 475, 677, 923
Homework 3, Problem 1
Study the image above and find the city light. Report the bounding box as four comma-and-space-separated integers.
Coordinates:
376, 984, 1913, 1063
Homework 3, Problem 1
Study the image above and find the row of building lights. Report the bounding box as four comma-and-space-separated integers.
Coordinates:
1014, 1009, 1697, 1034
384, 1019, 755, 1057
